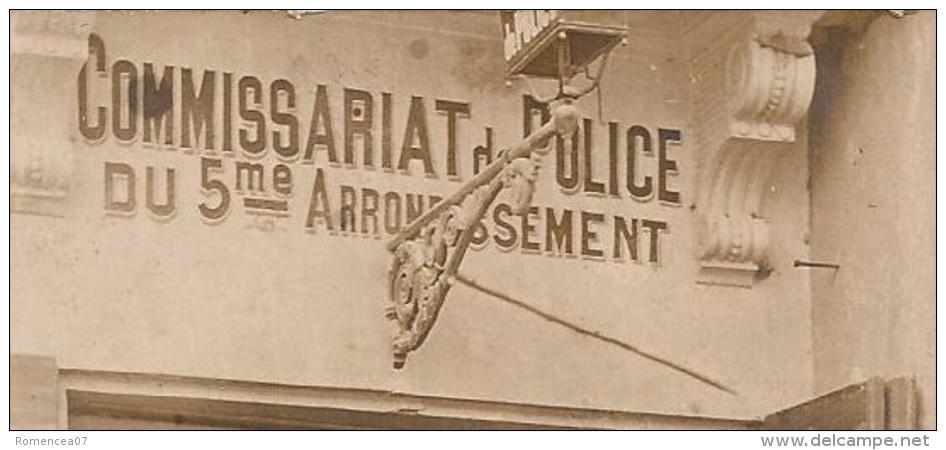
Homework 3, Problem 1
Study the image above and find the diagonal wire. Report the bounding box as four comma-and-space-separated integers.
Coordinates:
454, 272, 738, 396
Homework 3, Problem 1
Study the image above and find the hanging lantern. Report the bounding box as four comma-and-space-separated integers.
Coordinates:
500, 10, 628, 80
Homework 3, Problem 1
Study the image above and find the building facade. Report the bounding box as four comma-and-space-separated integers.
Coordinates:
10, 10, 935, 429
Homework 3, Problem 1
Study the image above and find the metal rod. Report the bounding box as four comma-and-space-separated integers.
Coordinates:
455, 273, 739, 396
793, 260, 840, 269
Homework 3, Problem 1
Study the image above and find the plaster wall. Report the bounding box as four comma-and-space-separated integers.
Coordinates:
12, 10, 816, 420
808, 11, 936, 429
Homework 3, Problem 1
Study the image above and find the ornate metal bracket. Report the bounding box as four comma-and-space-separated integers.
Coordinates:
385, 99, 580, 368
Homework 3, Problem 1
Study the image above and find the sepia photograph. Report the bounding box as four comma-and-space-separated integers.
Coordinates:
6, 6, 938, 443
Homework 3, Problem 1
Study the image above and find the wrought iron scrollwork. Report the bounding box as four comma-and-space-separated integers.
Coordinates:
385, 99, 579, 368
386, 184, 496, 368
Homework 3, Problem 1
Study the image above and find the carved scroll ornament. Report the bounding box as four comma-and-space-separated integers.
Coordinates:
695, 28, 817, 287
10, 138, 73, 216
11, 11, 95, 217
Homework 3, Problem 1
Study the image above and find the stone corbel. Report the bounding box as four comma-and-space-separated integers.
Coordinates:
686, 11, 821, 287
11, 11, 95, 217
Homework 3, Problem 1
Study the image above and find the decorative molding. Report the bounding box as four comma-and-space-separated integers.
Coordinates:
58, 368, 761, 430
11, 11, 95, 217
11, 138, 73, 217
686, 11, 821, 287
